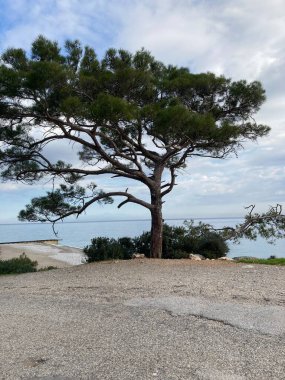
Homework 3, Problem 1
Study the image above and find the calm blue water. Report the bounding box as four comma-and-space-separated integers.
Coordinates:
0, 218, 284, 259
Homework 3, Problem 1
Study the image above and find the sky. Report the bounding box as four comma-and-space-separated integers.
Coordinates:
0, 0, 284, 223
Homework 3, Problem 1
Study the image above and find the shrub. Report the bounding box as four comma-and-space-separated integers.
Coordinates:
84, 221, 229, 262
83, 237, 133, 262
117, 237, 136, 259
38, 266, 57, 271
133, 225, 193, 259
133, 231, 151, 257
196, 232, 229, 259
0, 253, 38, 275
161, 224, 191, 259
133, 223, 228, 259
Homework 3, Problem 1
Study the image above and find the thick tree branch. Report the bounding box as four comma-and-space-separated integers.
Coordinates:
161, 167, 177, 197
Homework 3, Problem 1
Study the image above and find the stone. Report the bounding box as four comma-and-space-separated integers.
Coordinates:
217, 257, 234, 261
132, 253, 145, 259
189, 253, 205, 261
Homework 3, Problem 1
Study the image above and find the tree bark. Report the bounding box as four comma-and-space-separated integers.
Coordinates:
150, 196, 163, 259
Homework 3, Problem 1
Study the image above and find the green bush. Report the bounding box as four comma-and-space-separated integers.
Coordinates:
83, 237, 134, 262
0, 253, 38, 275
133, 223, 228, 259
133, 231, 151, 257
38, 266, 58, 271
196, 232, 229, 259
84, 221, 229, 262
161, 225, 191, 259
134, 225, 191, 259
117, 237, 136, 259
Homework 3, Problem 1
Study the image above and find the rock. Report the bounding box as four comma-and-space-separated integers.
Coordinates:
132, 253, 145, 259
189, 254, 205, 261
218, 257, 234, 261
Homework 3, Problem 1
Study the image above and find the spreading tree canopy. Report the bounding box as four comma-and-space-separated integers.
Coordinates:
0, 36, 282, 258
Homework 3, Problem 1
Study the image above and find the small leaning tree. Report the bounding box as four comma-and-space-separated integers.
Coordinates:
0, 36, 280, 258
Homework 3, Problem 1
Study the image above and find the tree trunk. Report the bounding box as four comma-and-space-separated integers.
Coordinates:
150, 199, 163, 259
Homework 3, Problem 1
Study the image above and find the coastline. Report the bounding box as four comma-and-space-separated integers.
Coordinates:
0, 220, 284, 259
0, 242, 85, 268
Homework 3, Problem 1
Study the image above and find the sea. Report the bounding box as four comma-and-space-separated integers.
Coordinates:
0, 218, 284, 259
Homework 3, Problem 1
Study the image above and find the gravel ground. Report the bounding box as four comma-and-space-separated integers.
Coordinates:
0, 259, 284, 380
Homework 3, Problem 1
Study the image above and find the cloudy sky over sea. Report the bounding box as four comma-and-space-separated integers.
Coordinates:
0, 0, 284, 223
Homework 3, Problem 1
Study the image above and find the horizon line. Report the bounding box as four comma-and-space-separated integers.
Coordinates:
0, 216, 243, 226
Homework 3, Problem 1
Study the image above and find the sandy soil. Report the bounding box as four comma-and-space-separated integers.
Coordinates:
0, 242, 84, 268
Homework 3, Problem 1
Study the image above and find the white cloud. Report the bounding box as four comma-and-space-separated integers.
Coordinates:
0, 183, 22, 191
